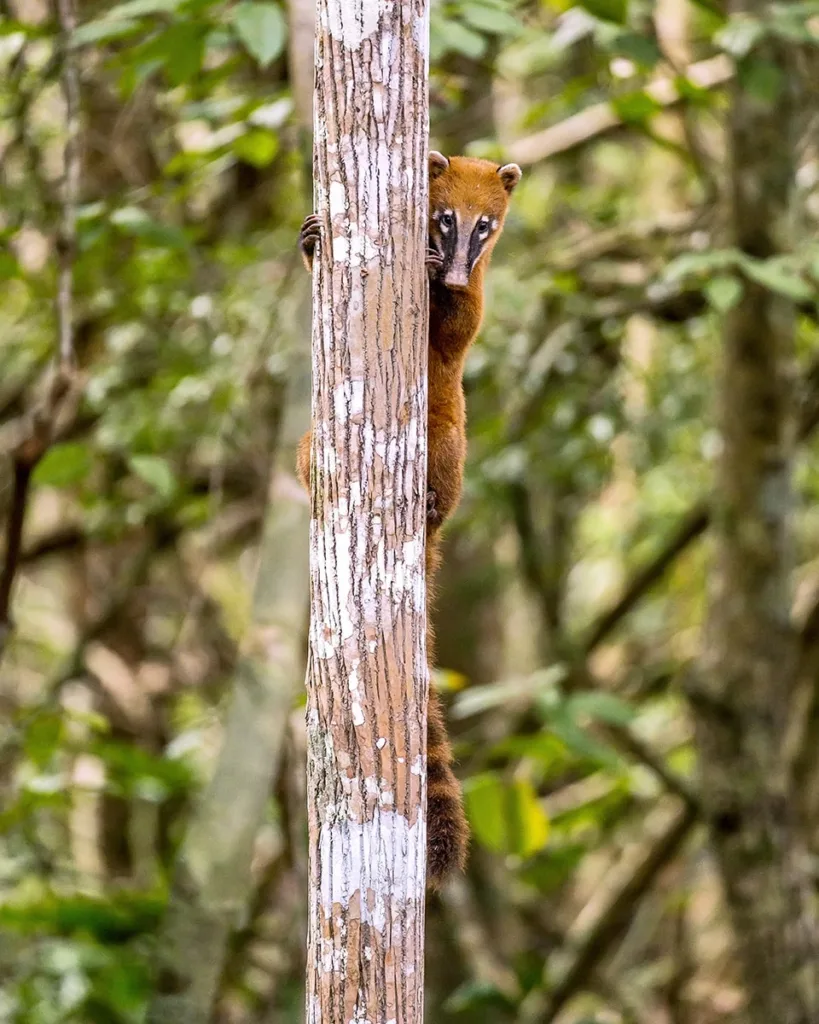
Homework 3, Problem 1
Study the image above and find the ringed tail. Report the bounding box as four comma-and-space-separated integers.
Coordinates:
426, 683, 469, 886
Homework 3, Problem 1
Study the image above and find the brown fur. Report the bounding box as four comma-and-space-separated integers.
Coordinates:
296, 152, 521, 886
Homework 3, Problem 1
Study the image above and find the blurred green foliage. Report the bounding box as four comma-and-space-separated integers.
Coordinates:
2, 0, 819, 1019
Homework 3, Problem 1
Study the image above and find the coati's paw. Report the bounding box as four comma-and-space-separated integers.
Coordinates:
425, 248, 444, 280
299, 214, 322, 273
426, 488, 442, 526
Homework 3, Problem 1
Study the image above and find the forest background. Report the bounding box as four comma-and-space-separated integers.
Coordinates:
2, 0, 819, 1021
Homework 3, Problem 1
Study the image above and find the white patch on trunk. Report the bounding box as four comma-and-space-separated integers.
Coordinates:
327, 0, 392, 49
329, 179, 347, 218
413, 8, 428, 61
319, 810, 427, 933
333, 380, 365, 423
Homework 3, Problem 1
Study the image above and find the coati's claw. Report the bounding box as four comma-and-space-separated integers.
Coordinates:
426, 488, 441, 525
299, 214, 322, 272
426, 247, 444, 279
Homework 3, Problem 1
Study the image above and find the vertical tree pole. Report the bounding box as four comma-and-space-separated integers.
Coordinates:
305, 0, 430, 1018
693, 6, 818, 1022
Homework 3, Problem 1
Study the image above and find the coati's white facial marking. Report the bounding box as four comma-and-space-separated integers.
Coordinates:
431, 206, 502, 289
437, 209, 454, 234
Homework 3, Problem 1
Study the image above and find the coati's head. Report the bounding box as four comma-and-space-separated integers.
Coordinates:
428, 152, 522, 291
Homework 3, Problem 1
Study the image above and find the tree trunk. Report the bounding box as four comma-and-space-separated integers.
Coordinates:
304, 0, 430, 1019
691, 7, 819, 1022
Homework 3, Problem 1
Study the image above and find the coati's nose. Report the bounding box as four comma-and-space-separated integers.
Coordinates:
444, 266, 470, 290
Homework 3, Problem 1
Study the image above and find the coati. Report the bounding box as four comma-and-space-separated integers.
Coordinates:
296, 151, 522, 885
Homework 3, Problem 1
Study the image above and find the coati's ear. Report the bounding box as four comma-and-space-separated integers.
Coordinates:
429, 151, 449, 180
497, 162, 522, 193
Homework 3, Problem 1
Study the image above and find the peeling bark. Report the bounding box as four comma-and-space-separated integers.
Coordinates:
304, 0, 430, 1019
692, 7, 819, 1022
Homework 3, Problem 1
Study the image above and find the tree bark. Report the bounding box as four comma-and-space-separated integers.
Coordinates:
691, 7, 819, 1022
304, 0, 430, 1019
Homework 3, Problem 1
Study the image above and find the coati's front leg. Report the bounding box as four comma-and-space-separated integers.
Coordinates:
426, 247, 444, 280
299, 214, 321, 274
301, 213, 444, 279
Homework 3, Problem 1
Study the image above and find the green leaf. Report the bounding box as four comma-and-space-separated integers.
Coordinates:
611, 90, 663, 125
72, 0, 181, 46
546, 709, 622, 768
445, 979, 510, 1013
738, 57, 784, 104
663, 248, 743, 283
97, 0, 181, 18
705, 275, 744, 313
0, 251, 19, 280
461, 1, 521, 36
518, 842, 586, 893
577, 0, 628, 24
128, 455, 177, 500
71, 17, 142, 46
146, 22, 206, 85
741, 256, 815, 303
452, 666, 566, 719
464, 772, 550, 857
433, 16, 487, 59
565, 691, 636, 726
233, 2, 287, 67
608, 30, 662, 69
234, 128, 280, 167
33, 442, 93, 488
110, 206, 188, 249
0, 891, 165, 943
715, 13, 763, 57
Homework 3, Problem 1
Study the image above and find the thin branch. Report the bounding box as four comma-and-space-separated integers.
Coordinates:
582, 503, 709, 656
598, 721, 699, 812
508, 55, 733, 167
48, 542, 157, 693
508, 480, 561, 655
785, 588, 819, 813
580, 352, 819, 655
0, 462, 35, 651
56, 0, 80, 368
548, 209, 708, 274
20, 525, 86, 565
441, 876, 521, 1003
519, 800, 698, 1023
594, 968, 658, 1024
0, 2, 81, 660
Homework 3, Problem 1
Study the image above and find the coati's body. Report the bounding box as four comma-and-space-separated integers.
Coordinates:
297, 152, 521, 885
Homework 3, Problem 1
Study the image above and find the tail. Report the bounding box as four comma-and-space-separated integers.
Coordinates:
426, 686, 469, 886
425, 536, 470, 887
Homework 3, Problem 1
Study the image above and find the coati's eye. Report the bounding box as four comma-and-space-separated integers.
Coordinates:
439, 211, 454, 232
477, 217, 491, 237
